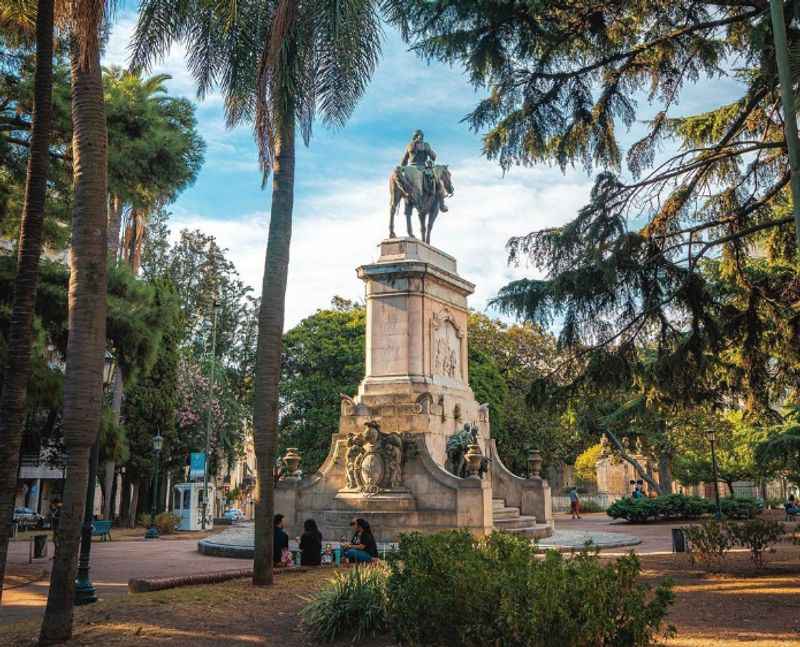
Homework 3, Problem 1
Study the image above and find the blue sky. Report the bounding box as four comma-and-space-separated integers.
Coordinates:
105, 8, 744, 329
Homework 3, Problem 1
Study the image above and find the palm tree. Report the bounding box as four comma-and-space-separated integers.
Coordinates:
101, 67, 204, 521
39, 0, 109, 641
0, 0, 55, 602
132, 0, 382, 584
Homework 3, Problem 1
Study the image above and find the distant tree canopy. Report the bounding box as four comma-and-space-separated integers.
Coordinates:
386, 1, 800, 418
278, 298, 366, 471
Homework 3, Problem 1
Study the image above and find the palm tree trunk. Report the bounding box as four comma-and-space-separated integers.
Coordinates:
252, 119, 295, 586
102, 459, 115, 519
0, 0, 54, 603
39, 36, 108, 644
129, 480, 139, 527
107, 193, 123, 259
102, 367, 123, 520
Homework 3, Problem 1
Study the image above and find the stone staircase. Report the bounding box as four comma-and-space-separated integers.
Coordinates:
492, 498, 551, 539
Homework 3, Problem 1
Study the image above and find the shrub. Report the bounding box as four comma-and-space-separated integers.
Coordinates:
607, 494, 763, 523
728, 519, 785, 568
658, 494, 710, 519
719, 496, 763, 520
154, 512, 180, 534
607, 497, 660, 522
579, 499, 605, 513
301, 564, 389, 642
683, 520, 734, 571
138, 512, 181, 534
386, 530, 674, 647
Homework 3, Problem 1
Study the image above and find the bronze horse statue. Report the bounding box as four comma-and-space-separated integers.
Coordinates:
388, 165, 454, 244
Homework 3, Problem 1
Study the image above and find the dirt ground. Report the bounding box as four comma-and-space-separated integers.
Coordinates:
2, 542, 799, 647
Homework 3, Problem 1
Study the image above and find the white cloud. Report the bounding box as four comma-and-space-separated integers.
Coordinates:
168, 158, 591, 329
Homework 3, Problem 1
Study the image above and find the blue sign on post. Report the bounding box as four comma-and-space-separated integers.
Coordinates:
190, 452, 206, 481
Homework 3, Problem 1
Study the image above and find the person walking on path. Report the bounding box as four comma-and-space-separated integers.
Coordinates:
569, 488, 582, 519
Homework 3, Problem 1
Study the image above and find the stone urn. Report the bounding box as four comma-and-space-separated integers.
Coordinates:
464, 443, 483, 478
528, 449, 543, 478
282, 447, 302, 480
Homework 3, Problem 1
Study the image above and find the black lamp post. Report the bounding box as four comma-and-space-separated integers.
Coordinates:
145, 432, 163, 540
75, 352, 116, 605
709, 429, 722, 520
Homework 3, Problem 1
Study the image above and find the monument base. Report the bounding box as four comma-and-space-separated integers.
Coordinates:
268, 238, 553, 545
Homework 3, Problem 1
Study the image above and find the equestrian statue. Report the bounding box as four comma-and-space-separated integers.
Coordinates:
389, 129, 454, 244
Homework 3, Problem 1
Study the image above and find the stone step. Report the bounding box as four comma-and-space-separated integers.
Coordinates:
492, 509, 521, 521
492, 498, 506, 509
493, 515, 538, 531
498, 523, 553, 540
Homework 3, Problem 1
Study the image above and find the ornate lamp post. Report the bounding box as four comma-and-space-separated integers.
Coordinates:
145, 432, 164, 539
708, 429, 722, 520
75, 352, 116, 605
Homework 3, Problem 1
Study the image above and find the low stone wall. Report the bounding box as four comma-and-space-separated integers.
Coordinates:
275, 433, 493, 543
551, 493, 621, 513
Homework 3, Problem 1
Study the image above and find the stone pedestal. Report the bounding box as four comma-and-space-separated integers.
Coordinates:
275, 238, 552, 543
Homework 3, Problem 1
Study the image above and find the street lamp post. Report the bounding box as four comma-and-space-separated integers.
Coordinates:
709, 429, 722, 520
145, 432, 163, 539
75, 352, 116, 605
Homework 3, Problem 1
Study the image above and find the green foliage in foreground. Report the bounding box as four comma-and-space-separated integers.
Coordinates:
301, 564, 390, 643
607, 494, 763, 523
303, 531, 675, 646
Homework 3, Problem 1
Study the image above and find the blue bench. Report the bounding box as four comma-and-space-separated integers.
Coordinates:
92, 520, 112, 541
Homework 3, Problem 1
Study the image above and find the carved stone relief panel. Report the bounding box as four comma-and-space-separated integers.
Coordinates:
430, 308, 464, 382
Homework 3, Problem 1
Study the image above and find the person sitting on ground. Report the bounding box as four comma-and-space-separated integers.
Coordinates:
273, 514, 289, 565
299, 518, 322, 566
343, 518, 378, 564
785, 494, 800, 518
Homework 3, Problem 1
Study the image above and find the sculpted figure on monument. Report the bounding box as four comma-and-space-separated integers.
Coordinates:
446, 423, 490, 478
343, 421, 404, 495
389, 129, 454, 244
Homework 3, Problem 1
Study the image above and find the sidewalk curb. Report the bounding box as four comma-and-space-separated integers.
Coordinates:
128, 566, 310, 593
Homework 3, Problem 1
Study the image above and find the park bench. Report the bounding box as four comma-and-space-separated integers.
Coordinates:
92, 520, 113, 541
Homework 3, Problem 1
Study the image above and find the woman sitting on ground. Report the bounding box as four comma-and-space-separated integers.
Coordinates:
344, 518, 379, 564
299, 518, 322, 566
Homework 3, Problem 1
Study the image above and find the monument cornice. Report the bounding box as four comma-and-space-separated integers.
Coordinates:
356, 261, 475, 297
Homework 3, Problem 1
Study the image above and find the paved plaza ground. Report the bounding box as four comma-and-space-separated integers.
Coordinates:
2, 513, 799, 645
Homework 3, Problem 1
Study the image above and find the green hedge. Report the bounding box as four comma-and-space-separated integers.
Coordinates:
304, 530, 676, 646
607, 494, 762, 523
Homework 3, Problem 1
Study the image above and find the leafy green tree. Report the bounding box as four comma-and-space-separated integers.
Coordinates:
103, 67, 205, 265
132, 0, 384, 585
122, 322, 180, 526
756, 406, 800, 484
278, 298, 365, 472
672, 409, 770, 495
386, 1, 800, 417
468, 313, 572, 473
0, 0, 56, 599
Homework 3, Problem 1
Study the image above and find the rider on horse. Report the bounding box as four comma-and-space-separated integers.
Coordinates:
399, 130, 448, 212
